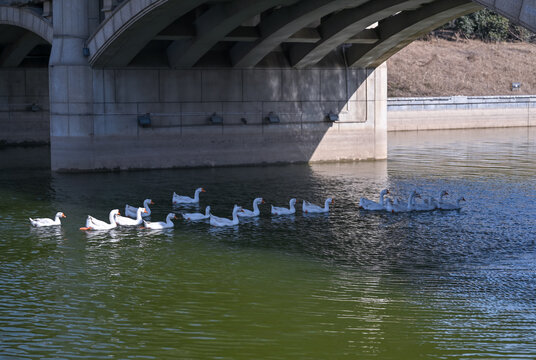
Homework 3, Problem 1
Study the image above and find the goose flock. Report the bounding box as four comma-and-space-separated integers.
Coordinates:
359, 189, 466, 213
28, 187, 464, 229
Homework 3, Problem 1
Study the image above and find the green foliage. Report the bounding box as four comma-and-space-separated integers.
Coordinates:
440, 9, 535, 43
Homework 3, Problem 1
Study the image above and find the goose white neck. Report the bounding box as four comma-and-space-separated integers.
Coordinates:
54, 213, 63, 223
136, 208, 145, 221
205, 206, 211, 216
289, 199, 296, 210
109, 210, 119, 225
252, 198, 262, 214
380, 190, 388, 205
324, 199, 332, 210
194, 189, 202, 201
143, 199, 152, 211
166, 213, 175, 225
232, 206, 241, 222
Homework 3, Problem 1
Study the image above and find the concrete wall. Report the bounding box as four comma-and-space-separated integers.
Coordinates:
0, 68, 49, 144
50, 64, 387, 170
388, 95, 536, 131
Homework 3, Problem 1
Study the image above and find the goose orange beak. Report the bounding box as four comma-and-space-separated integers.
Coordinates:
143, 209, 148, 213
150, 201, 154, 205
79, 227, 91, 231
201, 188, 206, 192
62, 214, 67, 218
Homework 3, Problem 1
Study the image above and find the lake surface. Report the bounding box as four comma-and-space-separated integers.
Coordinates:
1, 127, 535, 359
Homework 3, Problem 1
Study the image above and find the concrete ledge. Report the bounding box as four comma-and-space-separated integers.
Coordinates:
50, 123, 379, 171
388, 95, 536, 131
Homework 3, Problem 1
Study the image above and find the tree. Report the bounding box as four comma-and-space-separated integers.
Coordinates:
438, 9, 535, 43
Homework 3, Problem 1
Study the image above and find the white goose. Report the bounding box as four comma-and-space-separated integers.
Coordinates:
302, 198, 333, 213
116, 207, 147, 226
438, 197, 466, 210
271, 198, 297, 215
359, 189, 389, 210
172, 188, 205, 204
416, 190, 448, 211
143, 213, 177, 229
210, 205, 243, 227
182, 206, 211, 221
80, 209, 120, 231
238, 197, 264, 218
385, 198, 395, 213
125, 199, 153, 218
433, 190, 449, 208
29, 212, 66, 227
414, 197, 437, 211
389, 191, 420, 213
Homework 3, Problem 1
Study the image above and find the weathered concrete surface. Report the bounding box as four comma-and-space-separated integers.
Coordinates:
51, 63, 387, 171
0, 68, 49, 144
48, 0, 95, 159
388, 96, 536, 131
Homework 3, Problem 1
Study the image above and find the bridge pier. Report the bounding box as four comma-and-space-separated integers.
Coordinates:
49, 63, 387, 171
49, 0, 96, 170
44, 0, 387, 171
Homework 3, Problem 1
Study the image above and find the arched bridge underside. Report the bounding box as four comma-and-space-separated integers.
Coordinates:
1, 0, 535, 171
0, 6, 52, 67
84, 0, 536, 69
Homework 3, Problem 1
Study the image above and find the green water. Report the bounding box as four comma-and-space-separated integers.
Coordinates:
1, 128, 535, 359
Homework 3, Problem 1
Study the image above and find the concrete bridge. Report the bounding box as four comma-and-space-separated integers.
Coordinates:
0, 0, 533, 170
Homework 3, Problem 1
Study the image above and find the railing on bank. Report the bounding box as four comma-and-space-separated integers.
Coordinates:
388, 95, 536, 111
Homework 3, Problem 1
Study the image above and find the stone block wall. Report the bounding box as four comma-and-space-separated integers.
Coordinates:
50, 64, 387, 170
0, 68, 49, 144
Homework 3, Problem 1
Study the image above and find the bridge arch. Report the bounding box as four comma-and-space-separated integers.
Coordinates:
0, 7, 51, 145
346, 0, 480, 68
86, 0, 534, 69
0, 6, 52, 44
87, 0, 209, 67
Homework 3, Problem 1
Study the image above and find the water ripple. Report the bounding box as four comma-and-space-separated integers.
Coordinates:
0, 128, 535, 358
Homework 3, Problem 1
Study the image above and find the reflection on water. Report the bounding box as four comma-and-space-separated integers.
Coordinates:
0, 127, 535, 359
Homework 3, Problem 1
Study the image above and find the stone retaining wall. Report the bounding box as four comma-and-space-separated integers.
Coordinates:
388, 95, 536, 131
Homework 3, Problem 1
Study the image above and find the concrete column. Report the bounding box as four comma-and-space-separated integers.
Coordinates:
49, 0, 95, 170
